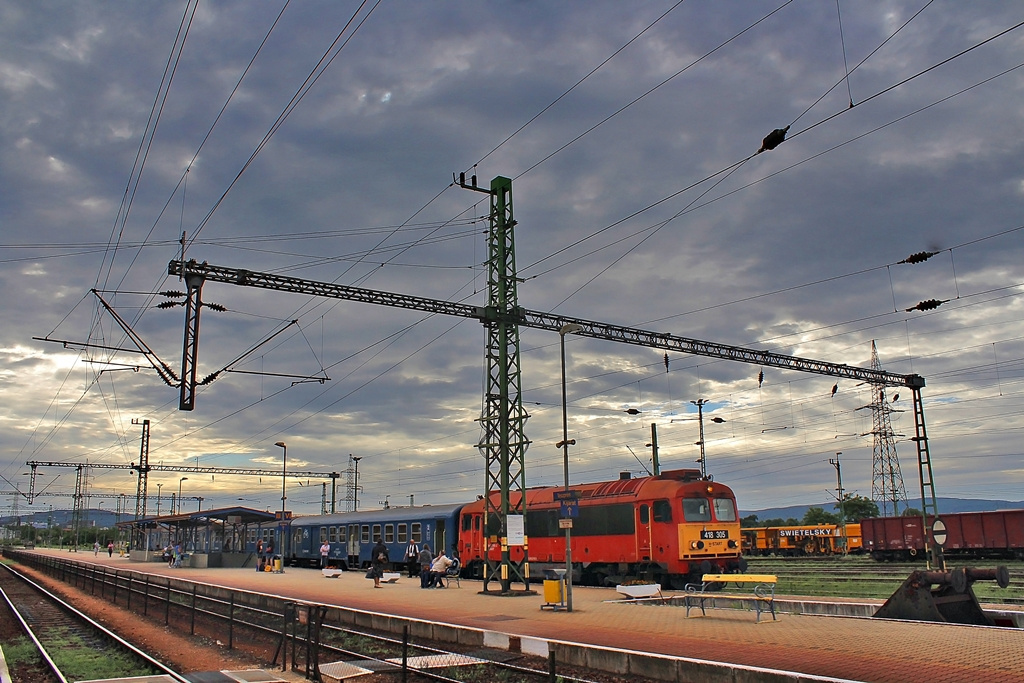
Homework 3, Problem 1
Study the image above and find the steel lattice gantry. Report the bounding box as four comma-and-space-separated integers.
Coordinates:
167, 176, 945, 577
477, 177, 530, 591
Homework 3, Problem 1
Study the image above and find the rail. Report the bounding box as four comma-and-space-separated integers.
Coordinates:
0, 561, 188, 682
2, 549, 616, 683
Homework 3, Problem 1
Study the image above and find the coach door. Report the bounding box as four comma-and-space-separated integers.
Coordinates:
347, 524, 360, 565
637, 504, 652, 560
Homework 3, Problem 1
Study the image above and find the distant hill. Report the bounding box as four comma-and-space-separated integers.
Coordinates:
741, 497, 1024, 522
0, 508, 118, 528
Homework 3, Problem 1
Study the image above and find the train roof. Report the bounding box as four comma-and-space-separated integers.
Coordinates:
289, 502, 464, 526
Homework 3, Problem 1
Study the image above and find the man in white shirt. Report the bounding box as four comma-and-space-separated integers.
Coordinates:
320, 541, 331, 568
405, 540, 420, 577
428, 551, 454, 588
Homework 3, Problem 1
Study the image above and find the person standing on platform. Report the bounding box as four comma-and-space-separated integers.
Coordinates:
370, 537, 388, 588
93, 540, 100, 556
256, 538, 264, 572
404, 539, 420, 578
320, 540, 331, 568
418, 545, 433, 588
107, 541, 114, 557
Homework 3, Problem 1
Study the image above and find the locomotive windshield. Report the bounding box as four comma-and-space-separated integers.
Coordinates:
682, 497, 737, 522
682, 498, 711, 522
714, 497, 737, 521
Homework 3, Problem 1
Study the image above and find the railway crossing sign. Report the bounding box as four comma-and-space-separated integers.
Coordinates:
932, 519, 947, 546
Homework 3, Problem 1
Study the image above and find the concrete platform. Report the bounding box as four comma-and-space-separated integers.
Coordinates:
17, 549, 1024, 683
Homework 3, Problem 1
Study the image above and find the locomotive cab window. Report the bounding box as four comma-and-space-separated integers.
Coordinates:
682, 498, 711, 522
653, 499, 672, 522
713, 497, 737, 521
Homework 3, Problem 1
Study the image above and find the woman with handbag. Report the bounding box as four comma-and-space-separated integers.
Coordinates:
370, 537, 388, 588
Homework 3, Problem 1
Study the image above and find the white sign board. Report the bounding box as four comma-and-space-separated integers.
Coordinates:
507, 514, 525, 546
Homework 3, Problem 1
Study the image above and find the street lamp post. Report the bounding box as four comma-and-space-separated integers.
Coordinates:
275, 441, 288, 573
156, 483, 163, 516
830, 452, 847, 555
690, 399, 725, 479
351, 455, 362, 512
178, 477, 188, 515
557, 322, 583, 612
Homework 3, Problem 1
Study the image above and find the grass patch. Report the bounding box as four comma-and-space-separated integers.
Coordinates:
44, 627, 159, 681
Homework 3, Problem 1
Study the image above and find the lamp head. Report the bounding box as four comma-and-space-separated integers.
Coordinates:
275, 441, 286, 448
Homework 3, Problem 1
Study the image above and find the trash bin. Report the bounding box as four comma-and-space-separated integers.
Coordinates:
543, 577, 563, 604
273, 556, 283, 572
541, 569, 566, 610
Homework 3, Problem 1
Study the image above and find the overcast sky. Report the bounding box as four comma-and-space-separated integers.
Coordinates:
2, 1, 1023, 520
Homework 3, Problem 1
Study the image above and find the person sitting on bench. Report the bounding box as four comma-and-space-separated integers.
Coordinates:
427, 550, 454, 588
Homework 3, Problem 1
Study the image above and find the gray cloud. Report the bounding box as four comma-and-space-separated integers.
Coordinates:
2, 1, 1023, 517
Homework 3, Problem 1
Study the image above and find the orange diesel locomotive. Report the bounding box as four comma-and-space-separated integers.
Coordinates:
457, 468, 746, 589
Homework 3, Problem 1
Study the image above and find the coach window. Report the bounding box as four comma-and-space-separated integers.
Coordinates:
682, 498, 711, 522
398, 523, 408, 543
338, 526, 347, 544
410, 523, 422, 543
320, 527, 328, 544
373, 524, 382, 542
653, 499, 672, 522
329, 526, 337, 543
361, 525, 370, 544
713, 497, 737, 521
385, 524, 395, 543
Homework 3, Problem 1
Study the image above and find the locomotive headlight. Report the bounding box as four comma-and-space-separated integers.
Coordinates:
696, 540, 705, 550
728, 540, 737, 549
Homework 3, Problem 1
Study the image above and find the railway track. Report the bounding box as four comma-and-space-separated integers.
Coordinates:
744, 556, 1024, 603
3, 550, 642, 683
0, 561, 186, 683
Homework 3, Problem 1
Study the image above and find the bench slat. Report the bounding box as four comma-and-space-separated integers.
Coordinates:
702, 573, 776, 583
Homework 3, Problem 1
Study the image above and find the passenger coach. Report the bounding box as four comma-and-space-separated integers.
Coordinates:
286, 504, 462, 569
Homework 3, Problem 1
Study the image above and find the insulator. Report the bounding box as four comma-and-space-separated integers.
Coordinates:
205, 302, 227, 312
758, 125, 790, 152
898, 250, 939, 264
160, 290, 186, 298
156, 301, 180, 309
906, 299, 945, 312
